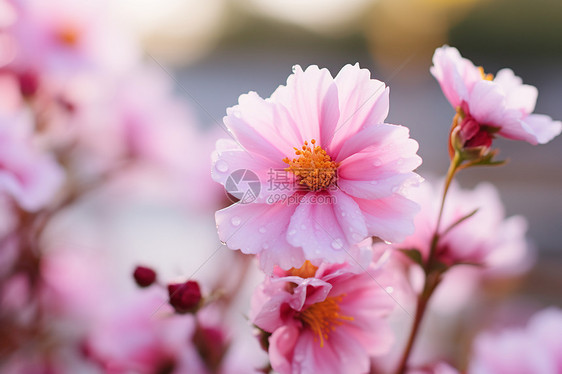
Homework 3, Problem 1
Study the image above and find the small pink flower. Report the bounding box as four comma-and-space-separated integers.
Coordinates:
469, 308, 562, 374
213, 64, 421, 271
250, 260, 395, 374
0, 114, 64, 211
391, 180, 529, 267
431, 45, 561, 148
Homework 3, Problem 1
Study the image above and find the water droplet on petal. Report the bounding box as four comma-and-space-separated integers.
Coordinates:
259, 227, 266, 234
288, 229, 297, 236
231, 216, 241, 226
215, 160, 228, 173
341, 212, 347, 217
331, 239, 343, 249
373, 159, 382, 167
385, 286, 394, 294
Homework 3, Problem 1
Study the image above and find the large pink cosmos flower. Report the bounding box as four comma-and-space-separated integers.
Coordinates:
390, 180, 528, 267
0, 114, 64, 211
213, 64, 421, 271
250, 260, 396, 374
431, 45, 561, 148
469, 308, 562, 374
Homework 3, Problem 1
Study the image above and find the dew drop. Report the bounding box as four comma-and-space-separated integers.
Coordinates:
259, 227, 267, 234
385, 286, 394, 294
231, 216, 241, 226
288, 229, 297, 236
373, 159, 382, 167
341, 212, 347, 217
215, 160, 228, 173
331, 239, 343, 249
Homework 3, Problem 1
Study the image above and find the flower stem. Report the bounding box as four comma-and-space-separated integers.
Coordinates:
394, 153, 462, 374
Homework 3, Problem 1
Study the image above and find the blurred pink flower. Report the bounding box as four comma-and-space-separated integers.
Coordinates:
393, 180, 529, 267
469, 308, 562, 374
0, 114, 64, 211
85, 289, 208, 374
213, 64, 421, 271
250, 260, 396, 374
8, 0, 138, 76
431, 45, 561, 147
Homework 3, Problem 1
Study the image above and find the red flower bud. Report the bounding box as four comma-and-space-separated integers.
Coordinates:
133, 266, 157, 288
168, 281, 202, 314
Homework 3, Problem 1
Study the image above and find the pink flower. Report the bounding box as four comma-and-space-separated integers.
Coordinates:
431, 45, 561, 148
391, 180, 529, 267
469, 308, 562, 374
250, 260, 396, 374
0, 114, 64, 211
213, 64, 421, 271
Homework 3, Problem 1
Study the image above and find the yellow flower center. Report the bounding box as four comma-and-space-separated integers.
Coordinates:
287, 260, 318, 278
283, 139, 338, 191
478, 66, 494, 81
299, 294, 354, 347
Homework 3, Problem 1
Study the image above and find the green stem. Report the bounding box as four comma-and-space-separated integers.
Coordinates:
394, 153, 463, 374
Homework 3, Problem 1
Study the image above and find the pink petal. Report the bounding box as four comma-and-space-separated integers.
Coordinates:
333, 122, 397, 163
430, 45, 482, 108
224, 92, 292, 163
215, 202, 302, 272
519, 113, 562, 145
269, 324, 300, 374
354, 193, 419, 243
211, 138, 293, 204
286, 192, 360, 264
338, 172, 419, 200
494, 68, 538, 114
329, 63, 389, 154
269, 65, 340, 147
467, 80, 508, 126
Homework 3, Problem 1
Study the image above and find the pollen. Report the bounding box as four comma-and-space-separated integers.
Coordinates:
282, 139, 338, 191
478, 66, 494, 81
288, 260, 318, 278
299, 294, 354, 347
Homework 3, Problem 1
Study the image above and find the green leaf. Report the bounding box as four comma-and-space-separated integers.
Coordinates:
399, 248, 424, 267
442, 208, 479, 236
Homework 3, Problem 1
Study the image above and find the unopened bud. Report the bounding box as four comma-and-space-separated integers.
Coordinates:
168, 281, 202, 314
133, 266, 157, 288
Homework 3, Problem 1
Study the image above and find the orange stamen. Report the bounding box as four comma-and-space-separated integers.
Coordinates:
282, 139, 338, 191
299, 294, 354, 347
